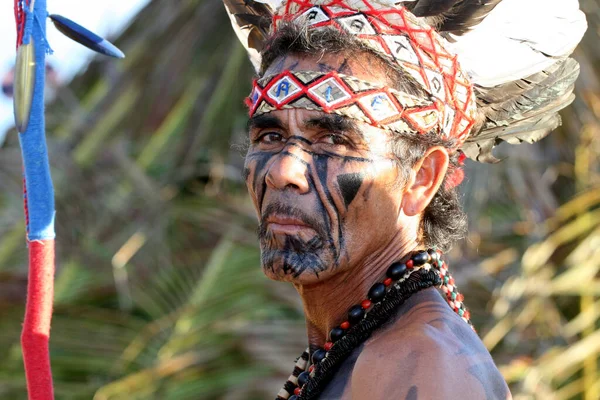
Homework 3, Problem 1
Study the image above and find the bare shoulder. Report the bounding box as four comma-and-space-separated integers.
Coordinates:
351, 288, 511, 400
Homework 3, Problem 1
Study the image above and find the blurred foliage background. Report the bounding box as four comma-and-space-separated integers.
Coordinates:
0, 0, 599, 399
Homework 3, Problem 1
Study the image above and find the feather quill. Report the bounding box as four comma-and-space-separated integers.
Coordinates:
438, 0, 503, 35
402, 0, 459, 17
475, 60, 569, 105
49, 14, 124, 58
223, 0, 276, 71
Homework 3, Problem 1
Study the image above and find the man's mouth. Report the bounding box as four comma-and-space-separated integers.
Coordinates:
266, 215, 316, 235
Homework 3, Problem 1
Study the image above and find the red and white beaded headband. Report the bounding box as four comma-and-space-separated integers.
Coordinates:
247, 0, 477, 146
247, 70, 444, 136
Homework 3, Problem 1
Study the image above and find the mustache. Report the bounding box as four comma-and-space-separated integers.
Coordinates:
258, 203, 328, 239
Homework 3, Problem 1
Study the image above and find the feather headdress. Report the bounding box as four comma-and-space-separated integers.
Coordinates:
223, 0, 587, 162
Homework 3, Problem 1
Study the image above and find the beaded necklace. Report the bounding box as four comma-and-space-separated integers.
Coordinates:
276, 249, 472, 400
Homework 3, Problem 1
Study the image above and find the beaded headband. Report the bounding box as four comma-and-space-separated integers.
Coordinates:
247, 0, 477, 147
247, 70, 443, 136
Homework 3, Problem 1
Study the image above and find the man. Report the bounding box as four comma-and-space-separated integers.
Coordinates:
225, 0, 586, 398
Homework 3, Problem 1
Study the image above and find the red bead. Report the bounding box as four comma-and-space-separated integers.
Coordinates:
464, 310, 471, 320
361, 299, 372, 309
324, 342, 333, 351
457, 293, 464, 302
295, 387, 302, 395
340, 321, 350, 330
406, 259, 414, 268
449, 278, 455, 285
383, 277, 392, 286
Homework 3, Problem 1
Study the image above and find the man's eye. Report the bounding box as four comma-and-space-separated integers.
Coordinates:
321, 134, 349, 146
257, 132, 283, 143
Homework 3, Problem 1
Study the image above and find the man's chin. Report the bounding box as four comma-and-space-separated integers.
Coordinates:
259, 247, 332, 283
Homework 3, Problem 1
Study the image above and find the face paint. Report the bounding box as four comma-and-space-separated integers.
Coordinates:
259, 203, 332, 277
246, 55, 411, 284
336, 172, 364, 208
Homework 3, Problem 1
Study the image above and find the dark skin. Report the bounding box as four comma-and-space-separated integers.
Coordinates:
245, 53, 511, 399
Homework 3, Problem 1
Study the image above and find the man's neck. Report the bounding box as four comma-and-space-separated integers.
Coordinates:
294, 232, 419, 350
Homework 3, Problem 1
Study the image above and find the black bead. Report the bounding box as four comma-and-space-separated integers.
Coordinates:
428, 249, 439, 263
329, 327, 345, 342
413, 250, 430, 266
387, 262, 407, 280
289, 396, 298, 400
297, 371, 310, 387
368, 282, 386, 302
348, 305, 365, 324
312, 348, 327, 364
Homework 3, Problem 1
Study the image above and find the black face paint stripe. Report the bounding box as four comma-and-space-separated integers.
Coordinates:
304, 171, 338, 263
405, 386, 418, 400
288, 135, 313, 145
288, 60, 300, 70
317, 62, 335, 72
280, 150, 310, 166
312, 154, 344, 265
322, 151, 372, 163
246, 152, 271, 211
286, 142, 375, 164
337, 59, 352, 75
337, 172, 364, 208
272, 55, 288, 74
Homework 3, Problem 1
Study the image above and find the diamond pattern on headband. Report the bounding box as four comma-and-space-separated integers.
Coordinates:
308, 77, 352, 107
249, 86, 262, 105
266, 75, 303, 105
405, 106, 440, 132
382, 35, 420, 65
442, 106, 455, 136
248, 70, 441, 135
337, 14, 376, 35
357, 92, 400, 122
424, 69, 445, 101
300, 6, 330, 25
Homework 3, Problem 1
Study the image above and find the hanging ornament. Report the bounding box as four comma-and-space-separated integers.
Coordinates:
49, 14, 125, 59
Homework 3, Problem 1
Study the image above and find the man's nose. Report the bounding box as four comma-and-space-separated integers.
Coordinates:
265, 145, 310, 193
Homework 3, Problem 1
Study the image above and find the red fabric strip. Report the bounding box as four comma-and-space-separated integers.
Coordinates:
21, 239, 55, 400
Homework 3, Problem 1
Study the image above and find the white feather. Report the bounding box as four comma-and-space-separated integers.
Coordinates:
449, 0, 587, 87
225, 11, 262, 72
254, 0, 284, 10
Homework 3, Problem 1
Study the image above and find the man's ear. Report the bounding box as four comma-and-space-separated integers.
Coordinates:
401, 147, 449, 216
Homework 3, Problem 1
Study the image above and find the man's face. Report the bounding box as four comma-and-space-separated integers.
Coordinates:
244, 53, 410, 284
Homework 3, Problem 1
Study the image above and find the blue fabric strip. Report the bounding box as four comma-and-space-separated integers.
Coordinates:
18, 0, 55, 241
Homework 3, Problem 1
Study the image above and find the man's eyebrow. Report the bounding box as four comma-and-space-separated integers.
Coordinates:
305, 114, 362, 137
247, 114, 285, 131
